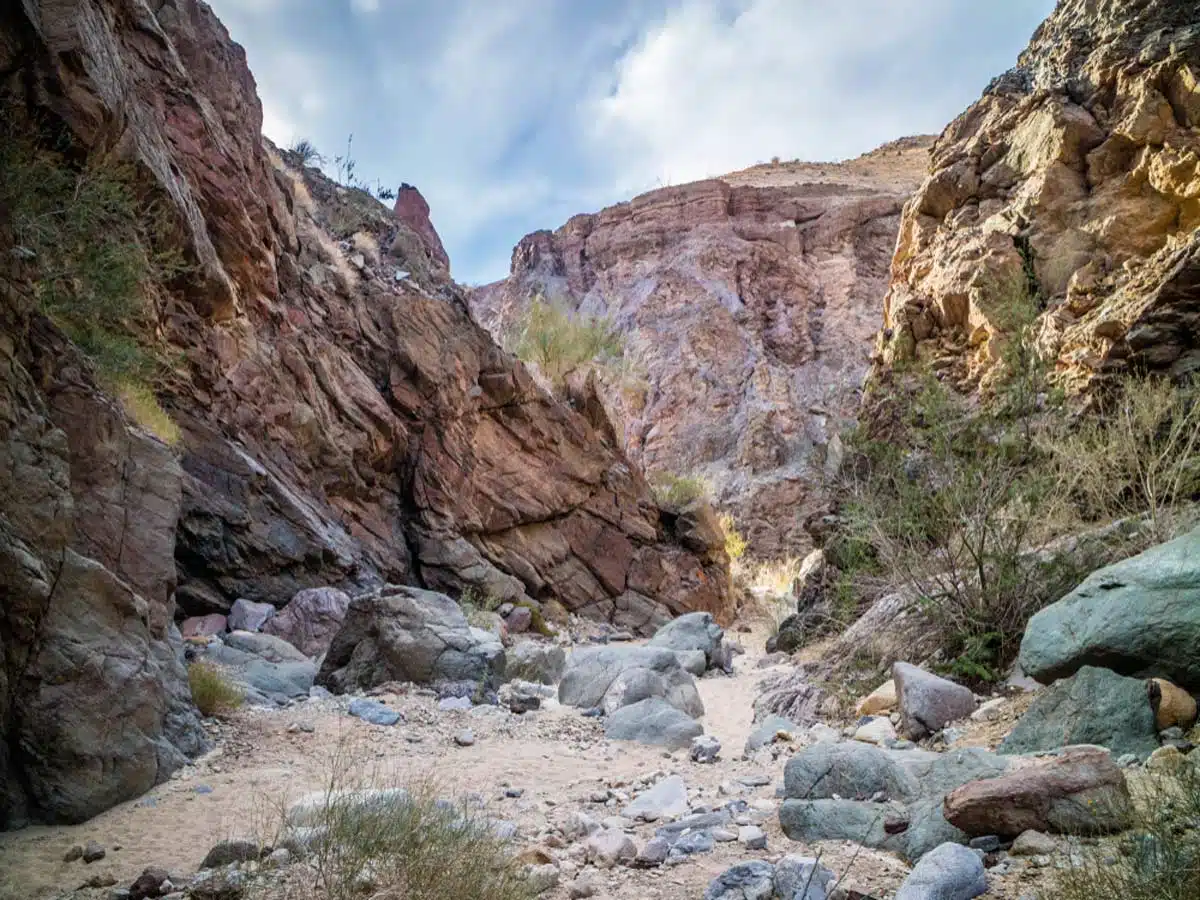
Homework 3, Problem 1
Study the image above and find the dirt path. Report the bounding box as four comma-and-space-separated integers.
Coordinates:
0, 630, 1041, 900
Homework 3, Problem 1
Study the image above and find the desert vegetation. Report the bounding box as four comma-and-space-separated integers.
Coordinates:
508, 295, 623, 392
188, 662, 244, 718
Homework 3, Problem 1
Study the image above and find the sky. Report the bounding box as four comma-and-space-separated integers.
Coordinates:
208, 0, 1057, 285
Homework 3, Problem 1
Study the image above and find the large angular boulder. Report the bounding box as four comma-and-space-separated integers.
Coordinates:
999, 666, 1158, 760
1019, 527, 1200, 690
894, 842, 987, 900
227, 599, 275, 633
504, 640, 567, 685
780, 742, 1012, 862
894, 662, 976, 740
944, 747, 1132, 836
647, 612, 727, 672
263, 587, 351, 659
559, 646, 703, 718
605, 699, 703, 750
317, 586, 505, 693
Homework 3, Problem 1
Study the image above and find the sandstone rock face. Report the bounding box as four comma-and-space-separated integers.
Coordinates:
473, 139, 933, 556
0, 0, 731, 828
875, 0, 1200, 393
393, 184, 450, 274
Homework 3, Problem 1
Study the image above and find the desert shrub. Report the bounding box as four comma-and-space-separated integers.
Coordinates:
1049, 766, 1200, 900
188, 661, 244, 717
719, 513, 747, 561
508, 295, 623, 390
289, 138, 324, 167
1, 127, 185, 437
118, 381, 181, 445
457, 586, 503, 629
1043, 377, 1200, 539
283, 747, 536, 900
650, 472, 710, 508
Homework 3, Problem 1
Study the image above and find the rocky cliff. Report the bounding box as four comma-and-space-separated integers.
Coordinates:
876, 0, 1199, 393
472, 138, 933, 558
0, 0, 730, 828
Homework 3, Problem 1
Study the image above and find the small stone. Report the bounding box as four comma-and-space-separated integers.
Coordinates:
201, 839, 261, 869
737, 774, 771, 787
439, 696, 473, 712
567, 874, 598, 899
348, 697, 402, 726
455, 729, 476, 747
81, 874, 118, 889
738, 824, 767, 850
526, 863, 559, 894
129, 867, 170, 900
690, 735, 721, 764
83, 841, 106, 863
971, 698, 1007, 722
1011, 830, 1058, 857
969, 835, 1001, 852
64, 845, 84, 863
505, 788, 525, 799
634, 836, 670, 868
266, 848, 292, 868
711, 827, 737, 842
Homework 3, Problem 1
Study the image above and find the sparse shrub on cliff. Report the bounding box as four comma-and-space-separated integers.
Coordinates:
649, 472, 710, 508
1, 129, 185, 439
509, 295, 623, 390
289, 137, 324, 168
188, 661, 244, 717
719, 513, 747, 561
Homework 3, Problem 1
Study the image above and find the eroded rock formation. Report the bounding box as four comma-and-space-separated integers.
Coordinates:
0, 0, 729, 826
876, 0, 1199, 392
473, 139, 933, 556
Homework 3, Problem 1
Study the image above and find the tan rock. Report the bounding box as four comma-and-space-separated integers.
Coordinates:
1150, 678, 1198, 730
856, 679, 898, 716
1146, 745, 1186, 774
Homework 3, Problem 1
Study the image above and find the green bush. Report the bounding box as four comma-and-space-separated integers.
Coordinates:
188, 661, 244, 718
508, 295, 623, 390
719, 513, 747, 561
650, 472, 710, 508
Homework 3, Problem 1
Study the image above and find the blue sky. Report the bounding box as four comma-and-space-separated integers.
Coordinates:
208, 0, 1056, 285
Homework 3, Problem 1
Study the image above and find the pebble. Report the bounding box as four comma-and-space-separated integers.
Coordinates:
63, 845, 84, 863
711, 828, 738, 842
455, 729, 476, 747
738, 825, 767, 850
568, 874, 599, 898
83, 841, 106, 863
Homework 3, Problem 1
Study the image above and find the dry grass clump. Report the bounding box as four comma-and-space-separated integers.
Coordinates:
119, 382, 181, 446
188, 661, 244, 718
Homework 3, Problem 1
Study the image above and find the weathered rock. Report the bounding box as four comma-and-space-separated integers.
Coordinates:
894, 842, 987, 900
83, 841, 106, 863
774, 855, 836, 900
752, 670, 831, 727
347, 698, 402, 727
648, 612, 726, 672
738, 825, 767, 850
857, 680, 898, 716
318, 586, 504, 692
894, 663, 976, 740
1150, 678, 1198, 730
559, 646, 703, 717
505, 641, 567, 685
263, 588, 351, 659
623, 775, 689, 821
474, 139, 933, 558
222, 631, 309, 664
999, 666, 1159, 760
703, 861, 776, 900
182, 615, 228, 639
744, 715, 801, 754
200, 839, 261, 869
1010, 829, 1059, 857
226, 599, 275, 634
854, 717, 898, 745
691, 735, 722, 763
944, 747, 1132, 836
128, 867, 171, 900
1020, 528, 1200, 691
633, 836, 670, 868
584, 829, 637, 868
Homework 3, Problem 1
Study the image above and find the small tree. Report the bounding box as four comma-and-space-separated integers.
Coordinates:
508, 295, 623, 391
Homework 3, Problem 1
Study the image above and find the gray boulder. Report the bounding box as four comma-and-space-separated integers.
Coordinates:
505, 640, 566, 685
227, 599, 275, 633
894, 662, 976, 740
264, 587, 351, 658
744, 714, 801, 754
605, 699, 703, 750
774, 855, 836, 900
780, 742, 1012, 861
648, 612, 727, 672
674, 650, 708, 676
1019, 526, 1200, 690
348, 698, 402, 726
240, 659, 316, 704
223, 630, 309, 664
999, 666, 1159, 760
318, 586, 505, 693
623, 774, 689, 821
559, 646, 703, 717
894, 842, 987, 900
703, 861, 775, 900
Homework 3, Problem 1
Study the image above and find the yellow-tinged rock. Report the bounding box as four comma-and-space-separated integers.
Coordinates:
856, 679, 898, 716
1151, 678, 1197, 730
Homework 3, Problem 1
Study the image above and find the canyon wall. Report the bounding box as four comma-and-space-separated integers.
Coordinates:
0, 0, 729, 827
473, 139, 933, 558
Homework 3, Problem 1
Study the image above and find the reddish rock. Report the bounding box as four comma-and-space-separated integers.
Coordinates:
263, 588, 352, 658
505, 606, 533, 635
393, 184, 450, 273
943, 747, 1133, 837
472, 138, 933, 556
181, 615, 228, 639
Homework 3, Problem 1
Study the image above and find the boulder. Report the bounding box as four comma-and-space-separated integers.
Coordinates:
774, 855, 836, 900
647, 612, 727, 672
854, 717, 897, 745
1010, 830, 1058, 856
894, 842, 987, 900
264, 587, 351, 658
674, 650, 708, 676
744, 714, 801, 754
856, 679, 898, 716
559, 646, 703, 717
766, 613, 807, 654
894, 663, 976, 740
622, 775, 689, 821
201, 839, 261, 869
1018, 527, 1200, 691
999, 666, 1159, 760
505, 640, 567, 685
605, 698, 703, 749
780, 742, 1012, 862
1150, 678, 1197, 730
182, 614, 227, 638
318, 586, 504, 692
703, 861, 776, 900
944, 747, 1132, 836
223, 631, 309, 664
584, 829, 636, 868
239, 659, 316, 704
227, 599, 275, 633
691, 735, 721, 763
